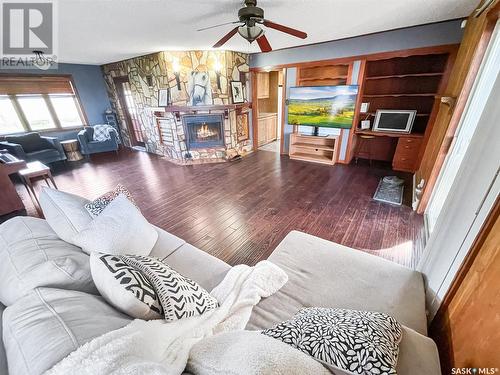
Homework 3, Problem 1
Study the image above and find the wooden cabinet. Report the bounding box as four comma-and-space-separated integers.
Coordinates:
392, 136, 423, 172
257, 72, 270, 99
257, 113, 277, 146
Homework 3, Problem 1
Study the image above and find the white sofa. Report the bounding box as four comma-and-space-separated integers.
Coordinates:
0, 216, 440, 374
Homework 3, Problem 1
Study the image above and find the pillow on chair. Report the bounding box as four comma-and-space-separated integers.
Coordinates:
84, 184, 137, 218
39, 187, 93, 244
90, 253, 163, 320
262, 307, 402, 375
73, 195, 157, 255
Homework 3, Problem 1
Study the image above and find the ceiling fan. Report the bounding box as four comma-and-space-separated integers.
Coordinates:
198, 0, 307, 53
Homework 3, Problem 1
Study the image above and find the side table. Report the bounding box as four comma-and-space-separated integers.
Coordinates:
61, 139, 83, 161
18, 161, 58, 214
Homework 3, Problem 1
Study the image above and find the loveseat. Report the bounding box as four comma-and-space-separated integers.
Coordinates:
0, 216, 440, 374
0, 132, 66, 164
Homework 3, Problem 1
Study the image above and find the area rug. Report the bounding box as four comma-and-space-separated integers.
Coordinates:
373, 176, 404, 205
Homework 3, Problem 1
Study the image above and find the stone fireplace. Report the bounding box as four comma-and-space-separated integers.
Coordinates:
184, 114, 224, 149
154, 104, 251, 165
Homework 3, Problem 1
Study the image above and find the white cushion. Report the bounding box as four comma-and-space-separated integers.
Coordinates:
72, 195, 158, 255
0, 216, 97, 306
90, 253, 163, 320
2, 288, 131, 375
39, 187, 92, 244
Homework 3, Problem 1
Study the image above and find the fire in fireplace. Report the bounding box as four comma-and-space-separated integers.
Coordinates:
183, 114, 224, 149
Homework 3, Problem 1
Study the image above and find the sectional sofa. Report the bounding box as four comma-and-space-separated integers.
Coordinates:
0, 215, 440, 374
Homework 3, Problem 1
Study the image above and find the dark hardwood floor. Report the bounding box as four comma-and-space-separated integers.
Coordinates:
9, 149, 425, 268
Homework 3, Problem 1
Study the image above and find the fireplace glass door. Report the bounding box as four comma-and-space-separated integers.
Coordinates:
184, 114, 224, 149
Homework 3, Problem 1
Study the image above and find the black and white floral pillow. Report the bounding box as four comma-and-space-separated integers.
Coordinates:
262, 307, 402, 375
122, 255, 219, 321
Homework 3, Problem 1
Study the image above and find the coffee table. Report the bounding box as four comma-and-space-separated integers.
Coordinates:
18, 161, 57, 214
61, 139, 83, 161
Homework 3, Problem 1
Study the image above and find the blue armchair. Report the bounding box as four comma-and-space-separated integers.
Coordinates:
0, 132, 66, 164
78, 126, 119, 156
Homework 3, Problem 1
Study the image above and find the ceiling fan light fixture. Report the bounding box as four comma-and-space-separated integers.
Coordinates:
238, 24, 264, 43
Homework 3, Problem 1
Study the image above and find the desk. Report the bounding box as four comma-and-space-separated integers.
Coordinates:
354, 130, 424, 172
0, 158, 27, 216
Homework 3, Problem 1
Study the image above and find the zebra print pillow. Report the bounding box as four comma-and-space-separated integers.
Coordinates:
90, 253, 163, 320
122, 255, 219, 321
262, 307, 402, 375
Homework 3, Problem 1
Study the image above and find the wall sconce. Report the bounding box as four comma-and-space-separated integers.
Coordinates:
214, 59, 222, 91
172, 58, 181, 90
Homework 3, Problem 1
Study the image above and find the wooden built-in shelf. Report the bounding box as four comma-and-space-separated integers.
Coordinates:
289, 134, 339, 165
299, 75, 347, 82
292, 142, 336, 152
361, 112, 431, 117
355, 129, 425, 138
363, 93, 441, 98
365, 72, 444, 80
289, 152, 335, 164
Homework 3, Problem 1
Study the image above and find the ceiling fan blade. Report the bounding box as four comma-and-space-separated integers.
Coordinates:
213, 27, 239, 48
197, 21, 241, 32
263, 20, 307, 39
257, 34, 272, 53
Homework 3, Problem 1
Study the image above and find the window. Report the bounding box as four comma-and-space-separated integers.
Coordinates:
0, 96, 24, 135
17, 95, 56, 130
0, 75, 87, 134
49, 94, 84, 128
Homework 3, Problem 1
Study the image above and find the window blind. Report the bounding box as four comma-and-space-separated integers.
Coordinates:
0, 76, 74, 95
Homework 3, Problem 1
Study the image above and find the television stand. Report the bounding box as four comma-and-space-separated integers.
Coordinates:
289, 133, 339, 165
313, 126, 320, 136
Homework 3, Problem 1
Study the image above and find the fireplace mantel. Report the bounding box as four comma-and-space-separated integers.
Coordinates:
153, 103, 251, 117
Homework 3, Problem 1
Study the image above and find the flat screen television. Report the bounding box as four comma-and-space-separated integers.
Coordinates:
288, 85, 359, 129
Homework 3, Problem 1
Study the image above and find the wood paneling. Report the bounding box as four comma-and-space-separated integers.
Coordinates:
430, 199, 500, 374
5, 149, 425, 268
416, 0, 500, 213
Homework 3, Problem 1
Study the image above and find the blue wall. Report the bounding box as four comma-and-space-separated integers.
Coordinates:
0, 63, 111, 126
250, 20, 464, 68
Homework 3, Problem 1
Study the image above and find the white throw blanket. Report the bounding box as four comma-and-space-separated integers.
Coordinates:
46, 261, 288, 375
92, 124, 115, 142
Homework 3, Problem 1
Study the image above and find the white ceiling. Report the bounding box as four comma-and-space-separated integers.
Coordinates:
58, 0, 478, 65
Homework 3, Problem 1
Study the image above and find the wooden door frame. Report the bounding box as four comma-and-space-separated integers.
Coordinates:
251, 68, 288, 154
429, 196, 499, 373
113, 76, 144, 147
417, 2, 500, 213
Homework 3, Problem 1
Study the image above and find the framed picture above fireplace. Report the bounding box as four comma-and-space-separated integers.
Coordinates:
231, 81, 245, 104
